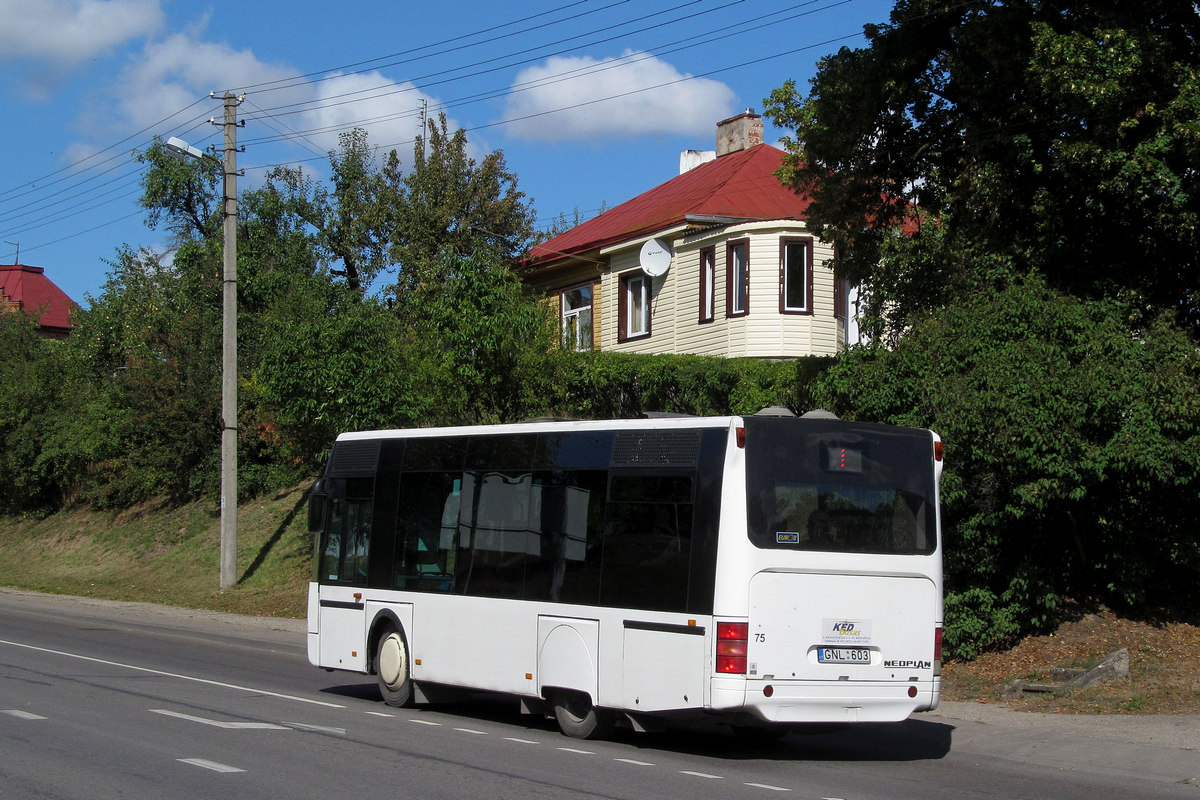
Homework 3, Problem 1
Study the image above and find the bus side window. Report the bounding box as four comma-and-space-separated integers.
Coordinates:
320, 498, 344, 581
395, 472, 460, 591
321, 496, 373, 584
525, 470, 605, 605
602, 473, 694, 612
455, 472, 532, 600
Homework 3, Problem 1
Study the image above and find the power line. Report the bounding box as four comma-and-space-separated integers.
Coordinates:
2, 0, 707, 215
0, 99, 212, 205
243, 0, 738, 120
3, 0, 880, 268
238, 0, 831, 149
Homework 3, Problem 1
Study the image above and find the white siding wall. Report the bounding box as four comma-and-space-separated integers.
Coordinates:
600, 222, 843, 358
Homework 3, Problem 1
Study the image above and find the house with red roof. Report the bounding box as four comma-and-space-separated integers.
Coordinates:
521, 111, 851, 358
0, 263, 78, 339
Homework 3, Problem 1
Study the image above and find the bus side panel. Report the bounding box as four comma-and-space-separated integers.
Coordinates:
620, 624, 707, 712
537, 616, 599, 700
307, 582, 320, 667
316, 584, 369, 672
409, 595, 538, 697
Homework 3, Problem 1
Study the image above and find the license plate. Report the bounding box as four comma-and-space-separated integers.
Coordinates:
817, 647, 871, 664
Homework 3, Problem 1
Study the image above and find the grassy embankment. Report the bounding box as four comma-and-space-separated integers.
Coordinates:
0, 483, 313, 618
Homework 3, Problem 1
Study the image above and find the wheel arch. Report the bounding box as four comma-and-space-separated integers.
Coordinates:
367, 609, 406, 675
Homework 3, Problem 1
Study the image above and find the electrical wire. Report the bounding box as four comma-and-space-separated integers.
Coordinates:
2, 0, 878, 264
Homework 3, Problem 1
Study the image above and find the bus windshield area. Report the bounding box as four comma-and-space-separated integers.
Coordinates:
744, 417, 937, 555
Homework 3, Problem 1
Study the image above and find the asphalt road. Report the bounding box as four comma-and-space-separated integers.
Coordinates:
1, 588, 1197, 799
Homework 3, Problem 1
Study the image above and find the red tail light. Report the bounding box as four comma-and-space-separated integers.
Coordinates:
717, 621, 749, 674
934, 625, 943, 676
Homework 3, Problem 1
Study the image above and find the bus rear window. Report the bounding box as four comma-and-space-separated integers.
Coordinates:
744, 418, 937, 555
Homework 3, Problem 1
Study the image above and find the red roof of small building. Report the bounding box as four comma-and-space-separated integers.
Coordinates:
526, 144, 810, 267
0, 264, 77, 334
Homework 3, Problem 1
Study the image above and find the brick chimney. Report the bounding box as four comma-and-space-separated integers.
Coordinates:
715, 110, 763, 156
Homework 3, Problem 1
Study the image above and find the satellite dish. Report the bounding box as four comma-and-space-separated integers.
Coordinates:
639, 238, 672, 277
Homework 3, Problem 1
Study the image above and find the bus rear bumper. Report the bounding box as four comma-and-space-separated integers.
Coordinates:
713, 677, 940, 723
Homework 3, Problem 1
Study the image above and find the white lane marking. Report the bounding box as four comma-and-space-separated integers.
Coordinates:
151, 709, 289, 730
615, 758, 654, 766
365, 711, 394, 717
178, 758, 245, 773
680, 770, 723, 779
557, 747, 594, 755
2, 709, 47, 720
284, 722, 346, 735
504, 737, 539, 744
454, 727, 487, 735
410, 719, 442, 726
0, 639, 343, 708
746, 783, 791, 792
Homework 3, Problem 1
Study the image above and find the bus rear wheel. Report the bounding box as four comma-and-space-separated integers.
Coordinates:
552, 690, 614, 740
376, 628, 413, 708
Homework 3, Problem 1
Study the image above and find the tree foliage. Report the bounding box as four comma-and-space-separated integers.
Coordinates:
136, 138, 222, 241
69, 247, 222, 504
765, 0, 1200, 339
388, 113, 536, 295
397, 251, 556, 426
765, 1, 1200, 653
257, 129, 398, 294
814, 278, 1200, 658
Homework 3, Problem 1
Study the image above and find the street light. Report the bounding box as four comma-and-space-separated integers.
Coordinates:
164, 93, 242, 591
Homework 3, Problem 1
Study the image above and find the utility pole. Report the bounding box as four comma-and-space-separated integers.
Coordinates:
419, 98, 428, 160
216, 91, 243, 592
164, 93, 243, 592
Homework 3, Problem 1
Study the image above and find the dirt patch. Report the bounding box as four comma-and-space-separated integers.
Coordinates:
941, 607, 1200, 714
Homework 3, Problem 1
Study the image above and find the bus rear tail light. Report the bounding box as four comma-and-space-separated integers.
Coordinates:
717, 622, 749, 674
933, 625, 943, 676
934, 440, 944, 462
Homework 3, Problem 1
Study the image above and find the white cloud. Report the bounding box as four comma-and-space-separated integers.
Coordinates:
114, 32, 297, 133
300, 72, 451, 159
0, 0, 163, 64
59, 17, 458, 180
500, 50, 737, 141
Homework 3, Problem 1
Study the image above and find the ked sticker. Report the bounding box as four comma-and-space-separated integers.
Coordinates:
822, 618, 872, 645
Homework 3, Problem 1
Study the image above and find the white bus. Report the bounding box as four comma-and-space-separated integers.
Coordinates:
306, 409, 943, 739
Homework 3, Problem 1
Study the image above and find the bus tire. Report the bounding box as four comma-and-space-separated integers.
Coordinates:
376, 628, 414, 708
552, 689, 613, 740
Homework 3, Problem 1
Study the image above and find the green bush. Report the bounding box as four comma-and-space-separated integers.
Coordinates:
815, 277, 1200, 658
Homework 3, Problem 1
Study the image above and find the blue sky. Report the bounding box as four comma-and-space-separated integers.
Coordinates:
0, 0, 894, 306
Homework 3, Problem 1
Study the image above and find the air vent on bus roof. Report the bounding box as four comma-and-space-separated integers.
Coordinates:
328, 439, 381, 476
611, 430, 701, 467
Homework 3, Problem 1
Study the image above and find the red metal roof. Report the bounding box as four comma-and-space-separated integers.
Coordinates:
0, 264, 77, 333
527, 144, 811, 267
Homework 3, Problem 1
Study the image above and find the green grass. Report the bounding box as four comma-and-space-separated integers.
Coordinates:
0, 484, 314, 618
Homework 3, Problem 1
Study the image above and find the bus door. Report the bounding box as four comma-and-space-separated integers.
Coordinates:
316, 476, 374, 671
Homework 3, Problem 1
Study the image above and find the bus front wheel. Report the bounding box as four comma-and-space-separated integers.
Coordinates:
376, 628, 413, 708
552, 690, 614, 740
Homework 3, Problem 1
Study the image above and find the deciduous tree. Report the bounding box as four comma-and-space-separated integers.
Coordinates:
389, 113, 536, 296
765, 0, 1200, 338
